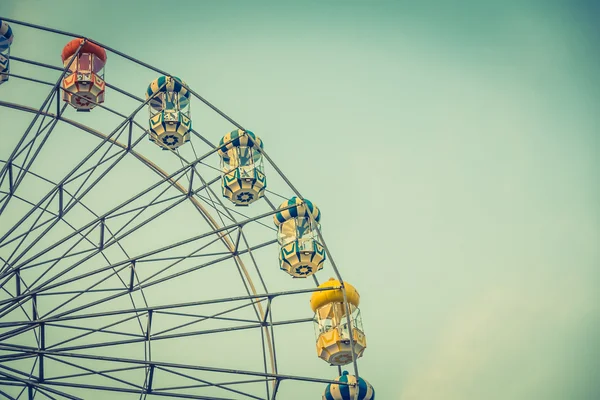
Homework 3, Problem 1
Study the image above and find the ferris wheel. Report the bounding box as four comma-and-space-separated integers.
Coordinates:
0, 18, 375, 400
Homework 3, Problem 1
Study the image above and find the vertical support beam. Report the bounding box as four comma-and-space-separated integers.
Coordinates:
233, 227, 243, 254
128, 260, 136, 291
261, 297, 273, 399
32, 294, 45, 382
39, 322, 45, 382
7, 162, 14, 194
266, 295, 280, 397
56, 85, 62, 118
187, 166, 195, 196
15, 269, 21, 297
58, 184, 64, 218
127, 119, 133, 151
28, 385, 34, 400
145, 309, 154, 393
32, 294, 38, 320
146, 364, 155, 393
262, 296, 272, 324
267, 297, 279, 375
98, 218, 105, 250
146, 309, 153, 340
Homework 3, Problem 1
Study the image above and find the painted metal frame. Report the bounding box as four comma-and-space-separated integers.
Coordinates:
0, 17, 362, 400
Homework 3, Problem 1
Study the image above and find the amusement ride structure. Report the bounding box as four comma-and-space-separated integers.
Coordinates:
0, 18, 375, 399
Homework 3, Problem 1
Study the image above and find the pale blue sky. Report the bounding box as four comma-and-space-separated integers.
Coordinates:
1, 1, 599, 399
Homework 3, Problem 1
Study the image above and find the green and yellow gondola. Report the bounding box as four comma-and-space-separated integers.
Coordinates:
146, 75, 192, 150
218, 129, 266, 205
274, 197, 326, 277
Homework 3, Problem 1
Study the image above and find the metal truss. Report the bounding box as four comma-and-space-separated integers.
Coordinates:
0, 16, 360, 400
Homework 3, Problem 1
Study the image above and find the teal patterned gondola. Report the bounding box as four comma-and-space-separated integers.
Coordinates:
218, 129, 266, 206
323, 371, 375, 400
0, 20, 14, 85
274, 197, 325, 277
146, 76, 192, 150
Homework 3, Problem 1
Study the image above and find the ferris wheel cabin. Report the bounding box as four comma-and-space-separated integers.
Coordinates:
274, 197, 326, 277
146, 75, 192, 150
0, 20, 14, 85
310, 279, 367, 366
61, 38, 107, 111
218, 129, 267, 206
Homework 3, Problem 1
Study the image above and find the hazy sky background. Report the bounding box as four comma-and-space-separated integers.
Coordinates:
1, 1, 599, 399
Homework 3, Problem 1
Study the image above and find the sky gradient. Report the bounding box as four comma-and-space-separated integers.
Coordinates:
1, 1, 599, 399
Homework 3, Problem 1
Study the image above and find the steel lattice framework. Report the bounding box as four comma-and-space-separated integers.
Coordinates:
0, 17, 362, 400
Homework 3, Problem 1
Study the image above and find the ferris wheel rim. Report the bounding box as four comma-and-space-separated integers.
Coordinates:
0, 16, 363, 400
